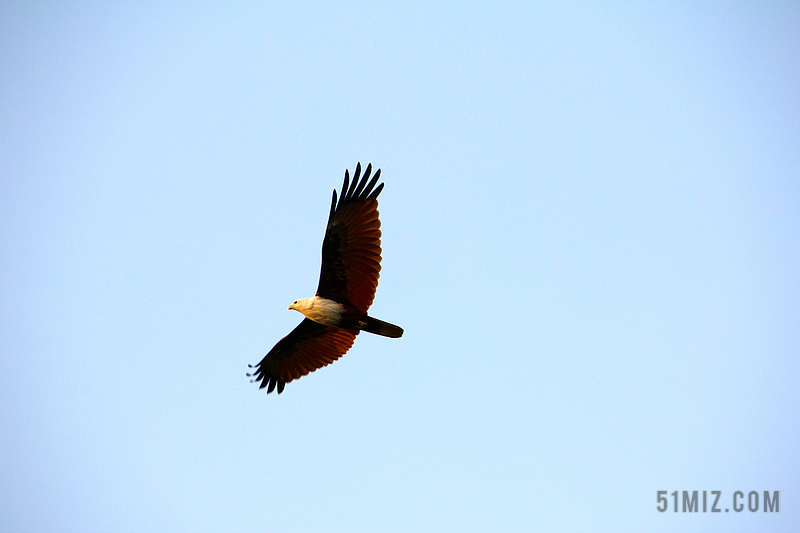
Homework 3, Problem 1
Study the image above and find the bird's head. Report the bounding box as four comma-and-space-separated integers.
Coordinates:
288, 297, 312, 312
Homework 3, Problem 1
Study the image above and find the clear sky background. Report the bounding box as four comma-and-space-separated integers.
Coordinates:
2, 2, 798, 532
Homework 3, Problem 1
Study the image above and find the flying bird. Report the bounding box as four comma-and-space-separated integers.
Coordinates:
248, 163, 403, 394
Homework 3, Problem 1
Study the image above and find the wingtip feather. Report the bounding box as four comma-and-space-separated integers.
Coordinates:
368, 182, 385, 200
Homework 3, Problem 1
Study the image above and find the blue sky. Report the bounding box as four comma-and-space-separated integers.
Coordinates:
2, 2, 798, 532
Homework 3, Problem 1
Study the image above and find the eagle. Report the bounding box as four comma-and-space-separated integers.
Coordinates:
248, 163, 403, 394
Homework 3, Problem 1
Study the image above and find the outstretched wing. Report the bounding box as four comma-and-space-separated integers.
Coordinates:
317, 162, 384, 313
248, 319, 358, 394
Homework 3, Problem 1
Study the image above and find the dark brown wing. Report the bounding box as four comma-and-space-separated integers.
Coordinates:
248, 319, 358, 394
316, 162, 384, 313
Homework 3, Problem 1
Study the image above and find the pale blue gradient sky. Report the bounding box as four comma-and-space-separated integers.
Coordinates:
2, 3, 798, 532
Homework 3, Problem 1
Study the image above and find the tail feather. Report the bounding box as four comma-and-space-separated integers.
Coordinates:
363, 316, 404, 338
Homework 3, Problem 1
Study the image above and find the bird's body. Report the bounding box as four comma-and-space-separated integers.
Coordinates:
288, 296, 404, 337
248, 163, 403, 394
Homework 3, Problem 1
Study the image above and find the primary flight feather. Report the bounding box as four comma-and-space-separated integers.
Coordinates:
248, 163, 403, 394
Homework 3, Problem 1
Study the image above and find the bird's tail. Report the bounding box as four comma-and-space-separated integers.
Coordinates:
363, 316, 404, 338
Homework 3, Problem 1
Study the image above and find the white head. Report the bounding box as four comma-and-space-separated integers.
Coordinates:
288, 297, 314, 312
287, 295, 345, 326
